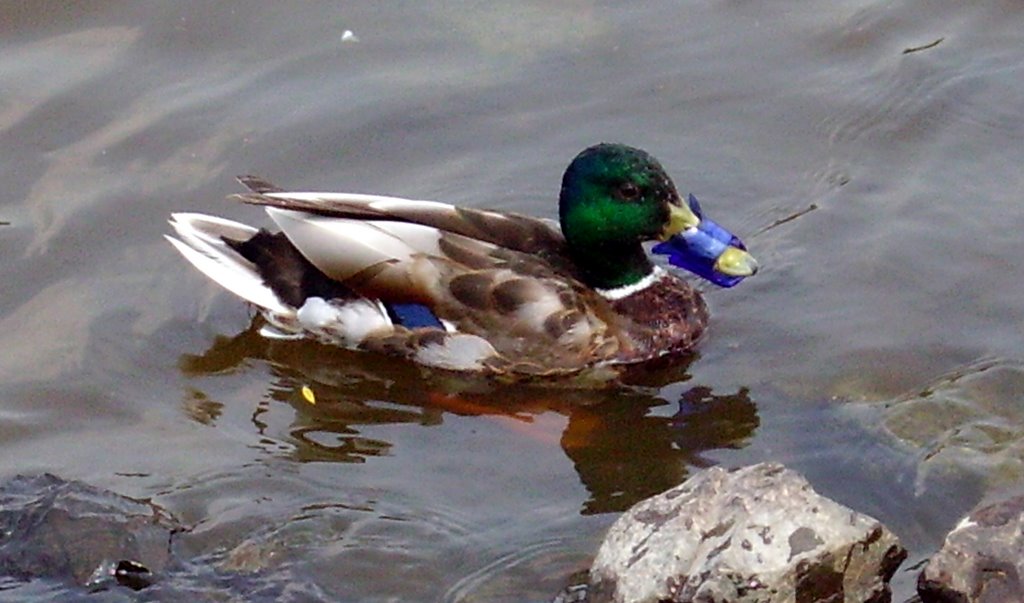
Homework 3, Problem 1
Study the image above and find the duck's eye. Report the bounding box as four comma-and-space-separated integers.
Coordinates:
617, 182, 641, 201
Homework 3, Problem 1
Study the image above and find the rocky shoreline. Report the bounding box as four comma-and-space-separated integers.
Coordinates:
1, 469, 1021, 602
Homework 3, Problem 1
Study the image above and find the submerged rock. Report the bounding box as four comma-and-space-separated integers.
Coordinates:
918, 493, 1024, 602
874, 358, 1024, 494
0, 473, 178, 588
588, 463, 905, 603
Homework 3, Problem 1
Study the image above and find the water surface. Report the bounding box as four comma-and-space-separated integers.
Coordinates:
2, 2, 1023, 600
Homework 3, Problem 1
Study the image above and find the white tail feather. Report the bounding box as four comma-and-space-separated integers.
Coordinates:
169, 212, 258, 249
166, 213, 291, 314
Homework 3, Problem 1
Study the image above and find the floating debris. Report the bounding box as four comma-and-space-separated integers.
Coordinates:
341, 30, 359, 43
903, 37, 944, 55
301, 385, 316, 405
753, 203, 818, 237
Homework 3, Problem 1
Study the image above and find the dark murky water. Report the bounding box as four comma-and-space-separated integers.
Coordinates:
1, 2, 1022, 601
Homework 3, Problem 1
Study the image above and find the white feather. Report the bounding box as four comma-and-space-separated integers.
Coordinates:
263, 191, 528, 232
265, 191, 455, 213
265, 207, 448, 282
514, 288, 567, 333
168, 212, 399, 349
368, 198, 459, 214
258, 324, 304, 340
296, 296, 392, 346
165, 214, 291, 314
169, 212, 258, 249
414, 334, 497, 371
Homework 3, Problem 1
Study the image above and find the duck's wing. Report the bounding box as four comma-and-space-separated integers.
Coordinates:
232, 175, 568, 257
254, 204, 618, 371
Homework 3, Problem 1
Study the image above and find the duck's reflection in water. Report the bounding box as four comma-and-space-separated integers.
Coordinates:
180, 320, 758, 512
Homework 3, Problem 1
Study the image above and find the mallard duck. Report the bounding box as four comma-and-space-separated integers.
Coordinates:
167, 143, 757, 379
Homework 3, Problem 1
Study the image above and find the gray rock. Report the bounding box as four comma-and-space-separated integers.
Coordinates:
918, 494, 1024, 602
588, 463, 906, 603
0, 473, 179, 588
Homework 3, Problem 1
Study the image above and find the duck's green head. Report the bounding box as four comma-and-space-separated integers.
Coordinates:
559, 143, 757, 291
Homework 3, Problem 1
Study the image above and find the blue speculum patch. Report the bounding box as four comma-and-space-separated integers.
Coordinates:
652, 194, 749, 288
387, 303, 445, 329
